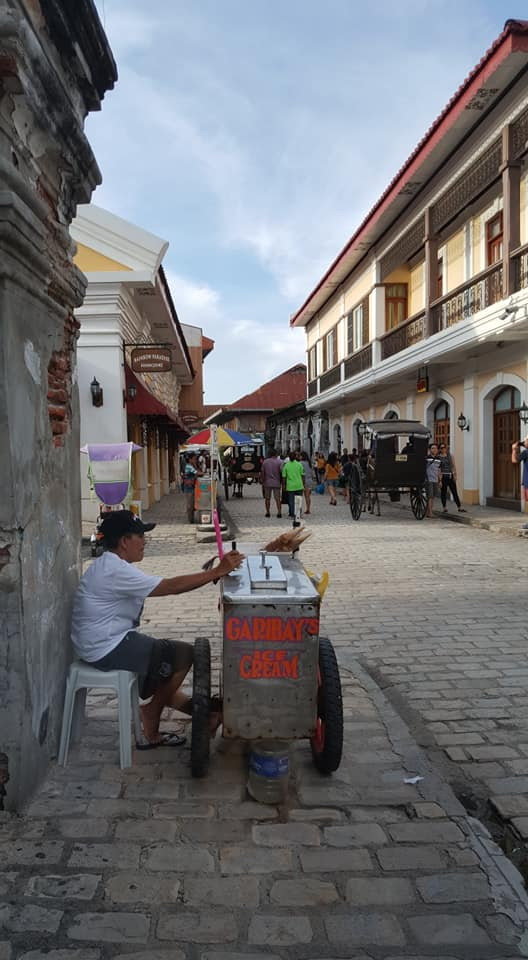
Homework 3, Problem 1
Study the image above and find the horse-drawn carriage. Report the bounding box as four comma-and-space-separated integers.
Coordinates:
222, 441, 264, 499
349, 420, 430, 521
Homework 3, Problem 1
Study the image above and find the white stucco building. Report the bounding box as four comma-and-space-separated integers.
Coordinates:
71, 204, 194, 521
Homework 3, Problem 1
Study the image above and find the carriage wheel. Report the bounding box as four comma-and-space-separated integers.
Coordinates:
191, 637, 211, 778
311, 637, 343, 774
223, 470, 229, 501
348, 467, 363, 522
349, 490, 362, 521
410, 485, 427, 520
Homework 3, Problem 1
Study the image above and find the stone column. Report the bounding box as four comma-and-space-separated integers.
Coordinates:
501, 123, 521, 298
369, 276, 385, 366
424, 207, 439, 337
0, 1, 115, 810
462, 376, 479, 505
152, 428, 161, 502
161, 433, 170, 496
136, 419, 149, 509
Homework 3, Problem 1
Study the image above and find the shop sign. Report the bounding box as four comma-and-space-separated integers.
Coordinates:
225, 616, 319, 643
131, 347, 172, 373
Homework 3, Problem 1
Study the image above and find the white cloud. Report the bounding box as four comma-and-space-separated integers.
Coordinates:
166, 272, 221, 321
88, 0, 504, 396
164, 270, 304, 402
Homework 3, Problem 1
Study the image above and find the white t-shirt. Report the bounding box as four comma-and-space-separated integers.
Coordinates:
71, 551, 162, 662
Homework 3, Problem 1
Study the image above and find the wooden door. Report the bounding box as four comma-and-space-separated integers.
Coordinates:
434, 419, 450, 448
493, 411, 519, 499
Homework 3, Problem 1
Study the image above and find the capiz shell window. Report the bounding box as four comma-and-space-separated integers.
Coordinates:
385, 284, 408, 330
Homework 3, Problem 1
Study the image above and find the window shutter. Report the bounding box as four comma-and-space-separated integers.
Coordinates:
322, 336, 327, 371
362, 298, 369, 345
347, 316, 353, 355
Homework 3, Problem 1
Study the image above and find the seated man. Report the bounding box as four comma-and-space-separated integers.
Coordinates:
71, 510, 244, 749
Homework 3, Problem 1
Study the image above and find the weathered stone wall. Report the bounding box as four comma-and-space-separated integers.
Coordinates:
0, 0, 116, 809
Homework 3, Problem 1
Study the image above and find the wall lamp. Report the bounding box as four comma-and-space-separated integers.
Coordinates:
519, 402, 528, 425
90, 377, 103, 408
457, 412, 470, 432
123, 384, 137, 407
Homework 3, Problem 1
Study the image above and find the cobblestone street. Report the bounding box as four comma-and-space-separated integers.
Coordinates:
3, 486, 528, 959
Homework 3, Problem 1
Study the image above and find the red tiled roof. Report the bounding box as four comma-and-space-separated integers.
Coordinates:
202, 403, 222, 418
291, 19, 528, 326
229, 364, 307, 411
202, 335, 215, 358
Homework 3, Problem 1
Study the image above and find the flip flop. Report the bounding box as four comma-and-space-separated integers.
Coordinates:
136, 732, 186, 750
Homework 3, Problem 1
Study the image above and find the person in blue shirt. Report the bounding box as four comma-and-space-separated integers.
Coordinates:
512, 437, 528, 512
183, 453, 202, 523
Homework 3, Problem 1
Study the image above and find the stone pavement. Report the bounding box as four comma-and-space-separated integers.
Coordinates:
2, 487, 528, 958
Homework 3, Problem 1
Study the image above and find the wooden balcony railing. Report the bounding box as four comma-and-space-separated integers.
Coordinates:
307, 378, 318, 398
380, 311, 425, 360
319, 364, 341, 392
344, 343, 373, 379
431, 262, 503, 333
513, 243, 528, 290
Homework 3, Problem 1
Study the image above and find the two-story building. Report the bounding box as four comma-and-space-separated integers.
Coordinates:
292, 19, 528, 510
72, 204, 199, 521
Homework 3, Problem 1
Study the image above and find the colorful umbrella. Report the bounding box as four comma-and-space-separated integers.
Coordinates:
183, 426, 253, 447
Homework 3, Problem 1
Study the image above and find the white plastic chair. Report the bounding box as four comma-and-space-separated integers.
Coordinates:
58, 660, 142, 768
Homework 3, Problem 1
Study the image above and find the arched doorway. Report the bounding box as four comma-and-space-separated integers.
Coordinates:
434, 400, 450, 448
493, 387, 521, 501
384, 409, 399, 420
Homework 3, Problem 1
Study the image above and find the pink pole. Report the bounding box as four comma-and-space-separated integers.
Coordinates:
212, 508, 224, 559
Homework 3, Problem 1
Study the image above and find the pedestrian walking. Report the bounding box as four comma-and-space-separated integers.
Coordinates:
512, 436, 528, 510
425, 443, 442, 518
182, 453, 202, 523
315, 451, 326, 484
324, 452, 341, 506
300, 451, 313, 514
281, 450, 305, 519
438, 443, 466, 513
260, 448, 283, 518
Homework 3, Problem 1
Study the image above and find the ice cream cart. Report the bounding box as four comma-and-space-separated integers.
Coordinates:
190, 544, 343, 778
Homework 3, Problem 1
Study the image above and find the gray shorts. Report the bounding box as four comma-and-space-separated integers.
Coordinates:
426, 481, 439, 498
90, 631, 193, 699
263, 485, 281, 498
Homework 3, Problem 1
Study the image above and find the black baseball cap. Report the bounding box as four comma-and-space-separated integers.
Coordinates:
100, 510, 156, 540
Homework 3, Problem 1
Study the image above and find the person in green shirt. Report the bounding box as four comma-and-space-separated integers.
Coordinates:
281, 451, 305, 519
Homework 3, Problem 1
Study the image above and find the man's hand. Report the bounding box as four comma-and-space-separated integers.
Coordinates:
149, 550, 245, 597
214, 550, 245, 577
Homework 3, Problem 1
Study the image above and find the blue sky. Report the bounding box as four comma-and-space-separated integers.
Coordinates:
89, 0, 518, 402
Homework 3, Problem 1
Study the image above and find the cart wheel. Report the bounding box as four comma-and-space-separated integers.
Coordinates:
410, 485, 427, 520
349, 490, 362, 521
223, 470, 229, 501
191, 637, 211, 778
311, 636, 343, 774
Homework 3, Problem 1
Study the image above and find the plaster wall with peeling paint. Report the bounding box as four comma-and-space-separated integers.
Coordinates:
0, 0, 116, 809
